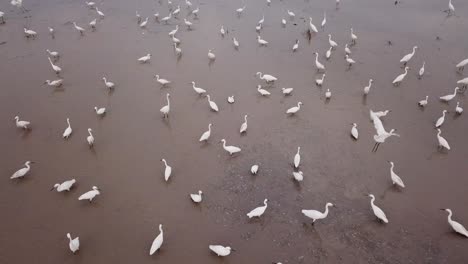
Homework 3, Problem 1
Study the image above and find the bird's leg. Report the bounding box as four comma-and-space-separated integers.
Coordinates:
375, 143, 380, 152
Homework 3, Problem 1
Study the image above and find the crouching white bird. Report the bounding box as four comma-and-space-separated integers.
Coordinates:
161, 159, 172, 181
11, 161, 34, 179
351, 123, 358, 140
190, 191, 203, 203
191, 81, 206, 95
138, 54, 151, 63
63, 118, 72, 139
220, 139, 241, 155
437, 129, 450, 150
388, 161, 405, 188
227, 95, 235, 104
209, 245, 234, 257
24, 28, 37, 38
94, 107, 106, 116
293, 171, 303, 182
154, 75, 171, 86
256, 72, 277, 83
257, 85, 270, 96
51, 179, 76, 192
149, 224, 164, 255
367, 194, 388, 223
14, 116, 30, 129
86, 128, 94, 147
199, 123, 212, 142
251, 164, 259, 175
208, 49, 216, 60
78, 186, 101, 202
440, 208, 468, 238
282, 87, 293, 95
247, 199, 268, 218
418, 96, 428, 107
455, 102, 463, 114
66, 233, 80, 254
316, 74, 325, 86
302, 202, 334, 224
294, 147, 301, 168
45, 79, 63, 87
286, 102, 303, 115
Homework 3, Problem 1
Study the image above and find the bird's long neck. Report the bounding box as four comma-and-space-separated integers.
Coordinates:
453, 89, 458, 96
244, 116, 247, 123
412, 47, 416, 54
162, 160, 167, 167
103, 78, 107, 83
442, 112, 446, 118
297, 103, 301, 109
25, 163, 30, 170
390, 163, 394, 172
88, 130, 93, 137
447, 210, 453, 222
370, 196, 375, 205
208, 125, 211, 132
166, 95, 170, 106
369, 80, 372, 86
315, 53, 319, 61
222, 140, 226, 148
67, 119, 70, 126
323, 205, 330, 216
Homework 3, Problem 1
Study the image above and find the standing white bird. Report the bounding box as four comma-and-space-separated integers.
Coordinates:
257, 85, 270, 96
256, 72, 277, 83
95, 7, 105, 18
94, 106, 106, 116
292, 39, 299, 52
281, 18, 286, 26
48, 57, 61, 74
227, 96, 235, 104
51, 179, 76, 192
85, 1, 95, 8
350, 28, 357, 44
232, 37, 239, 48
89, 19, 97, 29
314, 52, 325, 72
174, 43, 182, 57
363, 79, 373, 95
282, 87, 293, 95
46, 49, 59, 58
240, 114, 248, 133
66, 233, 80, 254
184, 18, 193, 29
86, 128, 94, 147
0, 11, 5, 24
367, 194, 388, 223
160, 93, 171, 118
102, 77, 115, 89
257, 35, 268, 46
171, 35, 180, 45
448, 0, 455, 15
251, 164, 259, 175
437, 129, 450, 150
191, 81, 206, 95
435, 110, 447, 128
325, 89, 331, 99
172, 5, 181, 17
351, 123, 359, 140
328, 34, 338, 48
209, 245, 234, 257
138, 54, 151, 63
161, 13, 171, 24
418, 96, 429, 107
199, 123, 212, 142
455, 102, 463, 114
388, 161, 405, 188
63, 118, 72, 139
220, 139, 241, 155
10, 161, 34, 179
400, 46, 418, 65
456, 58, 468, 72
392, 66, 409, 86
345, 54, 356, 67
220, 25, 225, 37
168, 25, 179, 37
78, 186, 100, 202
309, 17, 318, 33
287, 10, 295, 19
293, 171, 303, 182
14, 116, 30, 129
418, 61, 425, 79
294, 147, 301, 168
190, 191, 203, 203
325, 46, 333, 60
247, 199, 268, 218
208, 49, 216, 60
316, 74, 326, 86
185, 0, 192, 8
440, 209, 468, 237
161, 159, 172, 181
154, 75, 171, 86
321, 12, 326, 28
24, 28, 37, 38
439, 87, 459, 102
73, 22, 85, 35
236, 5, 246, 16
302, 202, 334, 224
286, 102, 303, 115
345, 44, 351, 56
206, 95, 219, 112
139, 17, 148, 28
149, 224, 164, 255
258, 15, 265, 25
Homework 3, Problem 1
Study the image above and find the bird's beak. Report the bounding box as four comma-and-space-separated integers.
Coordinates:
231, 248, 236, 252
439, 208, 446, 211
30, 161, 36, 164
50, 187, 55, 191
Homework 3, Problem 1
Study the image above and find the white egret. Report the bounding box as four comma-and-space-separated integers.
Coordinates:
448, 0, 455, 15
437, 129, 450, 150
46, 49, 59, 58
89, 19, 97, 29
66, 233, 80, 254
209, 245, 234, 257
184, 18, 192, 29
287, 10, 295, 19
220, 139, 241, 155
185, 0, 192, 8
48, 57, 61, 74
0, 12, 5, 24
256, 72, 277, 83
78, 186, 100, 202
345, 44, 351, 55
154, 75, 171, 86
220, 25, 225, 37
388, 161, 405, 188
281, 18, 286, 26
85, 1, 95, 8
251, 164, 259, 175
208, 49, 216, 60
257, 85, 271, 96
293, 171, 303, 182
240, 115, 248, 133
161, 13, 171, 24
440, 209, 468, 237
227, 96, 235, 104
160, 93, 171, 118
161, 159, 172, 181
363, 79, 373, 95
11, 161, 34, 179
190, 191, 203, 203
457, 77, 468, 88
172, 5, 181, 17
325, 46, 332, 60
418, 61, 425, 79
286, 102, 303, 115
171, 35, 180, 44
321, 12, 326, 28
435, 110, 447, 128
418, 96, 429, 107
292, 39, 299, 52
392, 66, 409, 86
73, 22, 85, 35
136, 11, 141, 24
191, 81, 206, 95
351, 123, 358, 140
314, 52, 325, 72
345, 54, 356, 67
247, 199, 268, 218
328, 34, 338, 48
24, 28, 37, 38
63, 118, 72, 139
191, 7, 199, 17
236, 5, 246, 16
455, 102, 463, 114
400, 46, 418, 65
302, 202, 334, 224
232, 37, 239, 48
168, 25, 179, 37
350, 28, 357, 44
256, 23, 262, 32
14, 116, 30, 129
456, 58, 468, 71
309, 17, 318, 33
199, 123, 212, 142
139, 17, 148, 28
258, 15, 265, 24
440, 87, 459, 102
316, 74, 325, 86
367, 194, 388, 223
282, 87, 293, 95
138, 54, 151, 63
257, 35, 268, 46
373, 128, 399, 152
102, 77, 115, 89
51, 179, 76, 192
95, 7, 105, 18
266, 0, 271, 5
94, 106, 106, 116
206, 95, 219, 112
174, 43, 182, 57
149, 224, 164, 255
294, 147, 301, 168
325, 89, 331, 99
86, 128, 94, 147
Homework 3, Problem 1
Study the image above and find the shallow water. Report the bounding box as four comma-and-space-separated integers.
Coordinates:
1, 0, 468, 263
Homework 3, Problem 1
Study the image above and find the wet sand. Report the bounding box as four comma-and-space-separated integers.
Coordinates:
1, 0, 468, 263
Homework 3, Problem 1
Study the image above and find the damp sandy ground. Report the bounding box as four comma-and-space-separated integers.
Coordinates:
1, 0, 468, 263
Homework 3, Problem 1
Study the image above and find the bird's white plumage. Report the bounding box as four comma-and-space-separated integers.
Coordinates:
78, 186, 100, 201
251, 164, 259, 175
190, 191, 203, 203
206, 95, 219, 112
209, 245, 233, 256
442, 209, 468, 237
440, 87, 459, 102
11, 161, 33, 179
351, 123, 359, 140
368, 194, 388, 223
63, 118, 72, 139
302, 202, 334, 223
435, 110, 447, 128
293, 171, 303, 181
150, 224, 164, 255
247, 199, 268, 218
199, 123, 212, 142
53, 179, 76, 192
67, 233, 80, 254
437, 129, 450, 150
220, 139, 241, 155
294, 147, 301, 168
240, 115, 248, 133
286, 102, 303, 114
161, 159, 172, 181
388, 161, 405, 188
